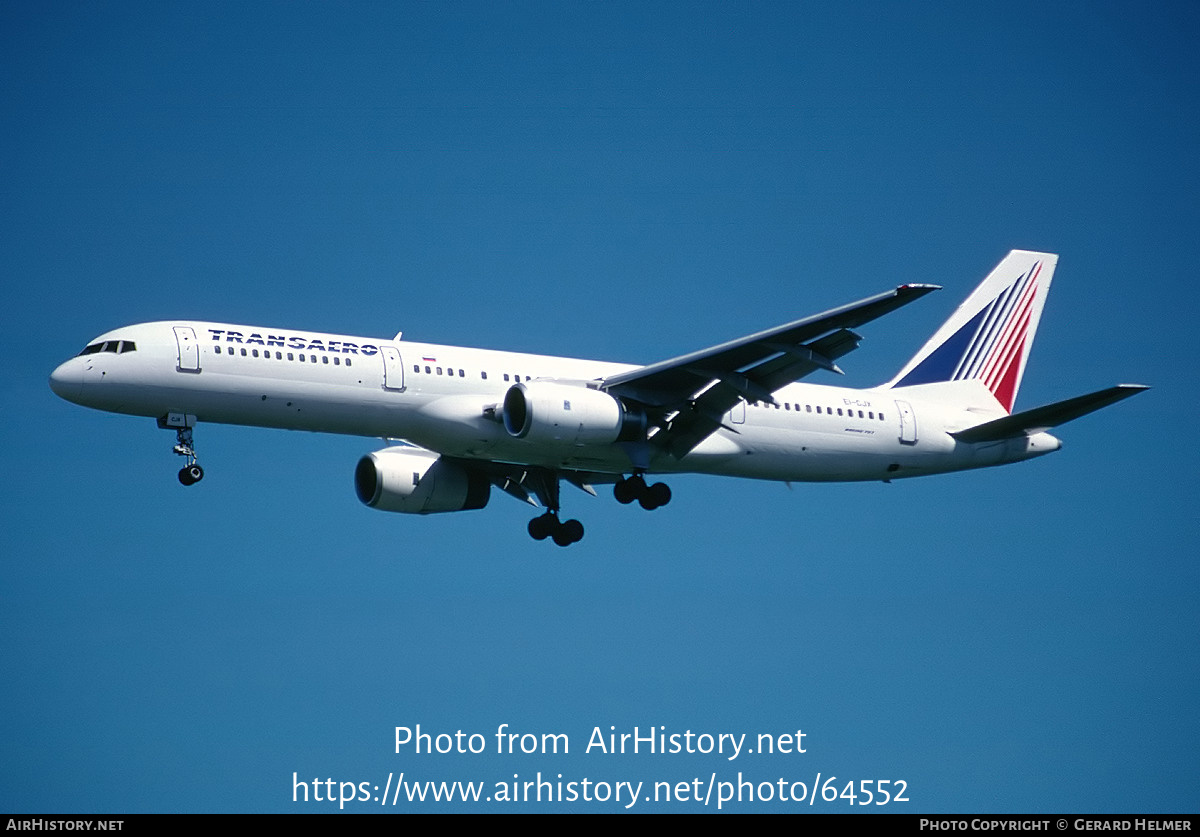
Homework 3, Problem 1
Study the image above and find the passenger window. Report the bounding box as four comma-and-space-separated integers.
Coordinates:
287, 352, 294, 361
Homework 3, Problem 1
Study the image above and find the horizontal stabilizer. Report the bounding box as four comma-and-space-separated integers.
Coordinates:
951, 384, 1148, 443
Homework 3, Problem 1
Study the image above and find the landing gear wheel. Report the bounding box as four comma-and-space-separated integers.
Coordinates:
618, 474, 671, 510
648, 481, 671, 508
169, 424, 203, 486
643, 474, 672, 508
529, 512, 584, 546
552, 519, 584, 547
614, 476, 641, 504
528, 513, 554, 541
178, 464, 204, 486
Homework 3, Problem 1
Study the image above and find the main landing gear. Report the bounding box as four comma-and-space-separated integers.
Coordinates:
525, 472, 673, 546
172, 426, 204, 486
521, 470, 586, 547
528, 512, 585, 547
613, 474, 672, 510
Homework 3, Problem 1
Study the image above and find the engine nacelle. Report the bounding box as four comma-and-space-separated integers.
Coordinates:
354, 446, 490, 514
502, 381, 646, 446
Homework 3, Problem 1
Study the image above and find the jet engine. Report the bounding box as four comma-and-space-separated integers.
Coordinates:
354, 446, 490, 514
502, 381, 646, 446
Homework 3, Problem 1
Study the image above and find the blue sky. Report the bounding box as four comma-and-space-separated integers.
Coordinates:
3, 1, 1197, 813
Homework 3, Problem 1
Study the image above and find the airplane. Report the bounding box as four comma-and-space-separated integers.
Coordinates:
49, 250, 1146, 546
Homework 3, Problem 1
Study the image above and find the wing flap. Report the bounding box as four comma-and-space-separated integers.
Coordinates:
744, 328, 862, 396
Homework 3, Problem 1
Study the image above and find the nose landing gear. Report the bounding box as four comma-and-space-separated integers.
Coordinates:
173, 426, 204, 485
159, 414, 204, 486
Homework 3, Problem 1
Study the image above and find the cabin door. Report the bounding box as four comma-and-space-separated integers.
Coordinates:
173, 326, 200, 373
380, 346, 405, 391
895, 400, 917, 445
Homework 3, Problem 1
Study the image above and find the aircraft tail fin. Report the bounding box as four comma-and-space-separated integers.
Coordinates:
885, 250, 1056, 413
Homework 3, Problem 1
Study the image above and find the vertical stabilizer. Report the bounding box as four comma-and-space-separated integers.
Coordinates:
885, 250, 1056, 413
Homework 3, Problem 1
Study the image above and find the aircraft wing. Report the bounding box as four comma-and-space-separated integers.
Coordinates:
601, 283, 940, 459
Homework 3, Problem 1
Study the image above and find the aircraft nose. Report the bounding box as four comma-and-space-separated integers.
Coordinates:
49, 359, 82, 403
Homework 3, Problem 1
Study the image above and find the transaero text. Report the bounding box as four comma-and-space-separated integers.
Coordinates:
207, 329, 380, 355
395, 724, 807, 761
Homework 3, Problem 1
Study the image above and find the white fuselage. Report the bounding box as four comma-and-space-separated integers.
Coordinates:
49, 320, 1061, 484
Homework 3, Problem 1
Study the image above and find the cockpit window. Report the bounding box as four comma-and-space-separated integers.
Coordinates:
77, 340, 136, 356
